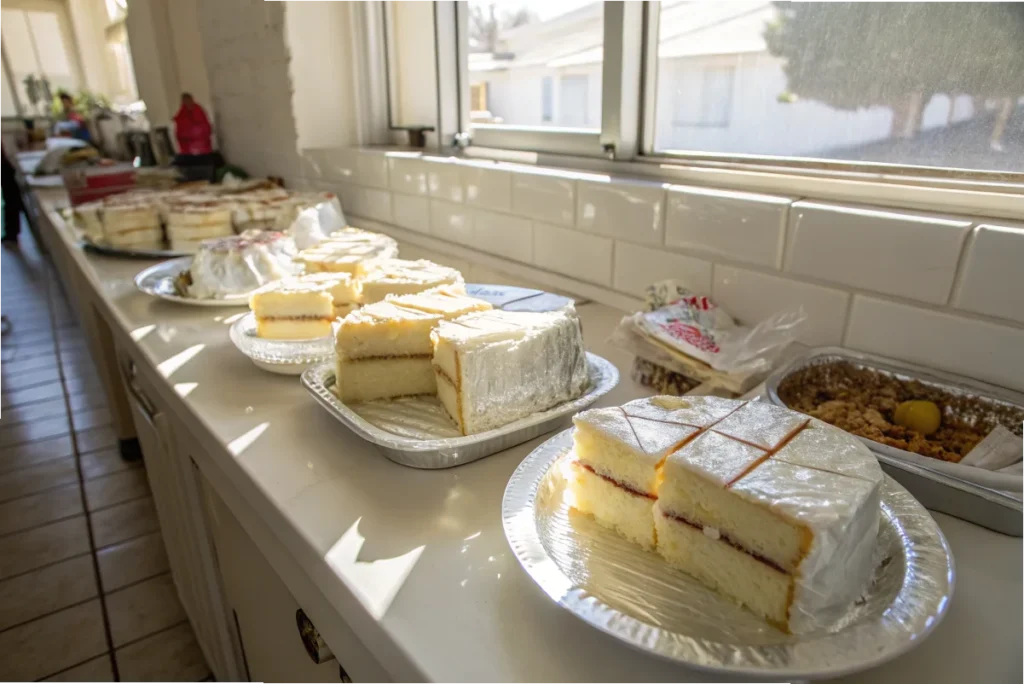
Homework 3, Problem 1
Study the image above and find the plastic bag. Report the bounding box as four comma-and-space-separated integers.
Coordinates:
610, 279, 805, 394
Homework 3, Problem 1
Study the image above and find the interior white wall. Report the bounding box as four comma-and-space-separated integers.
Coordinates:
125, 0, 178, 126
66, 0, 110, 95
166, 0, 211, 111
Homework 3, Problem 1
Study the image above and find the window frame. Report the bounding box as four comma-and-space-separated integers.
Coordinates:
437, 0, 1023, 189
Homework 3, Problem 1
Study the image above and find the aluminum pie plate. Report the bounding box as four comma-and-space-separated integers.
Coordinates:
134, 256, 251, 307
80, 238, 193, 259
502, 429, 955, 680
229, 312, 335, 375
301, 353, 619, 468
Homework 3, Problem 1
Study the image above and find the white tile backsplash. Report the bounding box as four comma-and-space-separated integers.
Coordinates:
463, 164, 512, 212
952, 223, 1024, 324
533, 222, 612, 286
472, 210, 533, 264
391, 193, 429, 233
665, 185, 791, 268
425, 159, 464, 203
512, 170, 575, 226
387, 156, 428, 196
429, 200, 473, 243
713, 266, 850, 346
613, 242, 712, 298
845, 296, 1024, 391
785, 201, 971, 305
354, 150, 390, 189
577, 178, 665, 246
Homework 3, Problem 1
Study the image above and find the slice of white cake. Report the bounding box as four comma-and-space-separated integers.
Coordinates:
249, 278, 335, 339
360, 259, 464, 303
431, 307, 588, 435
299, 272, 361, 318
570, 406, 700, 549
335, 355, 435, 403
387, 286, 491, 318
337, 302, 442, 360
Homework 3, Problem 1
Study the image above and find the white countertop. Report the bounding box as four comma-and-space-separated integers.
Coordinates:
34, 188, 1022, 683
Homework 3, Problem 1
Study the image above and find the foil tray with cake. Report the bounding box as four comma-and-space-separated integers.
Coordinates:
765, 346, 1024, 535
502, 395, 954, 677
301, 282, 618, 468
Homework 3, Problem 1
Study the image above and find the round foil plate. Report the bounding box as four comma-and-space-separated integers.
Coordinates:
134, 257, 252, 307
230, 312, 335, 374
502, 429, 955, 679
81, 238, 193, 259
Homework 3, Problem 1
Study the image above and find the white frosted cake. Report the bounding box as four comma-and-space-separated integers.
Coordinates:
568, 396, 883, 634
297, 229, 398, 276
360, 258, 463, 303
431, 307, 588, 435
166, 202, 234, 252
185, 230, 297, 299
334, 288, 492, 403
101, 204, 163, 249
249, 277, 336, 339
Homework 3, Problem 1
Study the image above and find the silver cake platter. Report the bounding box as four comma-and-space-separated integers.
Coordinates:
502, 428, 955, 679
81, 238, 192, 260
134, 256, 252, 307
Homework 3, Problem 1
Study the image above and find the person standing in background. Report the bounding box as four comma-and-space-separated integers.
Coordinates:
173, 93, 213, 156
56, 91, 93, 143
2, 144, 23, 245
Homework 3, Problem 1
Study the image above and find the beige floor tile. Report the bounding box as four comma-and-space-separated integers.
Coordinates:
71, 406, 113, 432
0, 414, 71, 448
1, 366, 62, 391
90, 496, 160, 549
0, 456, 78, 502
80, 446, 139, 480
0, 434, 75, 474
44, 654, 115, 682
83, 468, 150, 510
76, 425, 118, 453
0, 482, 83, 535
0, 516, 91, 580
0, 380, 65, 409
67, 391, 108, 414
105, 573, 186, 647
0, 353, 60, 375
0, 397, 67, 427
0, 599, 108, 681
97, 531, 169, 593
115, 622, 210, 682
0, 554, 98, 631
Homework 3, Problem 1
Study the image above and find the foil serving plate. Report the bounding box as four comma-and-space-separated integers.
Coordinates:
503, 429, 955, 679
134, 256, 251, 307
764, 347, 1023, 536
301, 353, 618, 469
81, 238, 192, 260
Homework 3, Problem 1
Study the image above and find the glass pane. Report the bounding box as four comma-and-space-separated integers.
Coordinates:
467, 0, 603, 130
653, 1, 1024, 172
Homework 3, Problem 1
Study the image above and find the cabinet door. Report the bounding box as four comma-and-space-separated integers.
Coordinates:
117, 351, 244, 682
201, 483, 349, 683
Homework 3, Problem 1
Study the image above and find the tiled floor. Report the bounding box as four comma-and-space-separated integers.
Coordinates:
1, 226, 212, 681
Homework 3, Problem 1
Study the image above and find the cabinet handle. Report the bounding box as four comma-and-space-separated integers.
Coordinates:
295, 609, 336, 665
119, 355, 159, 424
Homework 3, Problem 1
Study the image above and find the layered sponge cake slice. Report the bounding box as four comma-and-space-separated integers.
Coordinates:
567, 396, 883, 633
570, 406, 700, 549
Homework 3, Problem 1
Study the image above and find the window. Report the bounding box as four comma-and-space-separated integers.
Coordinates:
559, 75, 590, 127
541, 76, 553, 122
650, 1, 1024, 172
1, 6, 81, 116
671, 64, 734, 128
462, 0, 605, 154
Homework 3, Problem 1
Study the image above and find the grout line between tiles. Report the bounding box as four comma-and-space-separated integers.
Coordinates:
30, 652, 114, 683
110, 617, 189, 653
43, 269, 122, 683
94, 525, 159, 553
87, 492, 152, 515
0, 551, 93, 583
0, 508, 84, 540
0, 474, 80, 505
101, 568, 171, 597
0, 595, 98, 637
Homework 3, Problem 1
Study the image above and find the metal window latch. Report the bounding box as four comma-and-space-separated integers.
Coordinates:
451, 131, 472, 149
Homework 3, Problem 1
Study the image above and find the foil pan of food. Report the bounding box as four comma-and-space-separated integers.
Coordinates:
765, 347, 1023, 536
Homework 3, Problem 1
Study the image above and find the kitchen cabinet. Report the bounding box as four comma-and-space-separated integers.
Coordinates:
116, 348, 244, 681
201, 480, 368, 683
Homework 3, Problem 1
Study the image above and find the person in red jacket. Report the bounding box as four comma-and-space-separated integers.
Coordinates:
172, 93, 213, 155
